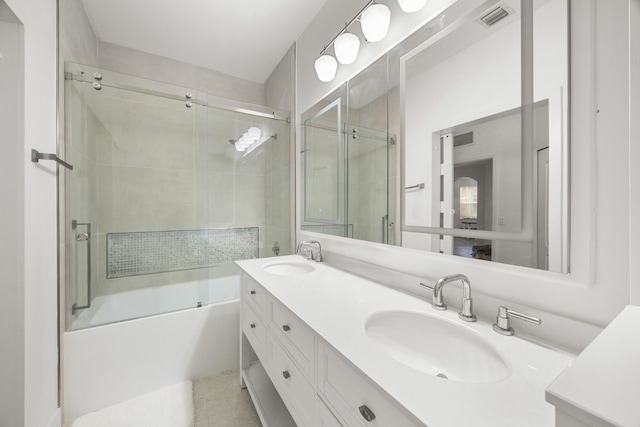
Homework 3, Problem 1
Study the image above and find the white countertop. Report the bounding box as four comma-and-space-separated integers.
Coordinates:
546, 305, 640, 426
238, 255, 575, 427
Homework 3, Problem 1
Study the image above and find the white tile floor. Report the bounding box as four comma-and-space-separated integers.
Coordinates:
193, 370, 262, 427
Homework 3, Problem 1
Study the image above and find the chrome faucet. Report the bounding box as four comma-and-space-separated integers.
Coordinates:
296, 240, 322, 262
420, 274, 477, 322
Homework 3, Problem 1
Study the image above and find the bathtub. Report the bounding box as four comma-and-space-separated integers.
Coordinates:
72, 275, 239, 329
63, 275, 241, 423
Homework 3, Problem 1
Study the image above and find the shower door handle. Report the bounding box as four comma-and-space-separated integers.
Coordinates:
72, 220, 92, 315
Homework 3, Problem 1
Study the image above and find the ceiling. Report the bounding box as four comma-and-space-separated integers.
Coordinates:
81, 0, 328, 83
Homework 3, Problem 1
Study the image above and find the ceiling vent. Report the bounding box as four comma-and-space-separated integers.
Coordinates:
454, 132, 473, 148
477, 2, 515, 28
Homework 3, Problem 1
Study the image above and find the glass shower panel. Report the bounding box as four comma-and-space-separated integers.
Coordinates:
65, 63, 207, 330
64, 76, 99, 330
203, 105, 291, 262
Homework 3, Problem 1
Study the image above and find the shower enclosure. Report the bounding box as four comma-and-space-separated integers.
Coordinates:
63, 62, 291, 331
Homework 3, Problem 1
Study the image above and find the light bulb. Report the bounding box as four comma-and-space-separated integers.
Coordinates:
398, 0, 427, 13
234, 141, 245, 152
247, 126, 261, 140
334, 32, 360, 65
314, 54, 338, 82
360, 3, 391, 42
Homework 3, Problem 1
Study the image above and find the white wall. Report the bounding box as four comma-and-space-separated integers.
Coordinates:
297, 0, 632, 350
631, 0, 640, 306
0, 4, 25, 427
2, 0, 60, 426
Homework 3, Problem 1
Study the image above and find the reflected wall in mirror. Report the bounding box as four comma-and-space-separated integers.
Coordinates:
400, 0, 568, 272
427, 101, 550, 268
301, 0, 568, 273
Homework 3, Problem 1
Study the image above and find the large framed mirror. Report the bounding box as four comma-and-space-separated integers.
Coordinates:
301, 0, 569, 273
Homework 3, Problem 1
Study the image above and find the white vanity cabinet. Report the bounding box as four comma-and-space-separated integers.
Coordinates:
241, 273, 318, 426
239, 271, 422, 427
237, 256, 574, 426
317, 341, 422, 427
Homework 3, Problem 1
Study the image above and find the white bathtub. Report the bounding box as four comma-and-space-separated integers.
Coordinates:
72, 276, 239, 329
63, 275, 241, 423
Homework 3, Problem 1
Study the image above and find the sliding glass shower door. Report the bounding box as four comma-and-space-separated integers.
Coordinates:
64, 62, 291, 331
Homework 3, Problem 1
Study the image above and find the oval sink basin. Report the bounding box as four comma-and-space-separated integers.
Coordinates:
365, 311, 509, 383
262, 261, 316, 275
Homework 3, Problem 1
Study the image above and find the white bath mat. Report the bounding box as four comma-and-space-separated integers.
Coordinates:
71, 381, 194, 427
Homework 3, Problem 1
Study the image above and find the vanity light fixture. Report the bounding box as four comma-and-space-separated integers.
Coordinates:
360, 3, 391, 42
334, 32, 360, 65
315, 54, 338, 82
397, 0, 427, 13
314, 0, 391, 82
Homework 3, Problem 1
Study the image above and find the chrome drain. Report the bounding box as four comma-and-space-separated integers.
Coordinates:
436, 372, 449, 380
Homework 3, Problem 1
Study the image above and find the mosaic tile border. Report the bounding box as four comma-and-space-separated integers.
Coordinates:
107, 227, 259, 278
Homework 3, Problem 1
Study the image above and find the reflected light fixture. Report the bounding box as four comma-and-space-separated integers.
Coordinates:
360, 3, 391, 42
397, 0, 427, 13
334, 32, 360, 65
230, 128, 277, 156
314, 0, 392, 82
231, 126, 262, 152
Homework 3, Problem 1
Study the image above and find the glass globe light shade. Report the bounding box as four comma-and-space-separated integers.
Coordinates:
398, 0, 427, 13
334, 32, 360, 65
247, 126, 261, 140
314, 54, 338, 82
234, 141, 246, 152
360, 3, 391, 42
242, 132, 254, 143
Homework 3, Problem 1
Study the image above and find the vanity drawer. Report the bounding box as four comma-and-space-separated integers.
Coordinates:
266, 333, 319, 427
242, 300, 266, 359
242, 274, 267, 317
318, 342, 422, 427
268, 296, 315, 381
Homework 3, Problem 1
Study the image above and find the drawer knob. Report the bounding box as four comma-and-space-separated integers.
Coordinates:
250, 290, 256, 295
282, 325, 291, 332
250, 323, 256, 329
359, 405, 376, 422
282, 370, 291, 379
